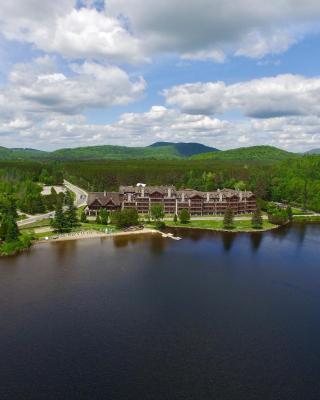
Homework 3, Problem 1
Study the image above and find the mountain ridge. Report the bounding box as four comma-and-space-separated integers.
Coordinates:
0, 143, 305, 163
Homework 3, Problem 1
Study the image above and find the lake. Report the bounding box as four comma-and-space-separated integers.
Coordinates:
0, 223, 319, 399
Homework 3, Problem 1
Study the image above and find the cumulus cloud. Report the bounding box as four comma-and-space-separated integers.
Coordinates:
0, 56, 146, 118
1, 102, 320, 152
0, 1, 146, 63
107, 0, 320, 60
1, 0, 319, 63
0, 105, 232, 148
163, 74, 320, 118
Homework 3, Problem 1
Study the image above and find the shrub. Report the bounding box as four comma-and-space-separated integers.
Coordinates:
267, 203, 289, 225
110, 209, 139, 228
223, 207, 234, 229
80, 210, 88, 223
178, 209, 190, 224
99, 209, 109, 225
251, 208, 263, 229
150, 204, 165, 223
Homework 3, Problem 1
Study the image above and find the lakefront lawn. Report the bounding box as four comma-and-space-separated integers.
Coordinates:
165, 219, 277, 232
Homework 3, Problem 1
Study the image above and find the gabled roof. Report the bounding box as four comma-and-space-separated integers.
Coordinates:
119, 185, 176, 196
87, 192, 121, 207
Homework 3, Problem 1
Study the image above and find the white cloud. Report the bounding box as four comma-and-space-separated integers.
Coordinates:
1, 103, 320, 152
163, 74, 320, 118
1, 0, 319, 63
0, 1, 146, 63
0, 56, 146, 118
107, 0, 320, 60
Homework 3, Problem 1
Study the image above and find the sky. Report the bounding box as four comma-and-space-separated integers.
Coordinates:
0, 0, 320, 151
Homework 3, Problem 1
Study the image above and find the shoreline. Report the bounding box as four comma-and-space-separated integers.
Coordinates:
165, 224, 280, 233
37, 228, 160, 244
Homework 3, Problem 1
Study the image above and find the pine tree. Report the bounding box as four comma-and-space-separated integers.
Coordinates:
80, 210, 88, 223
223, 207, 234, 229
51, 202, 68, 233
96, 213, 101, 224
173, 214, 178, 223
251, 208, 263, 229
178, 209, 190, 224
287, 206, 293, 221
99, 209, 109, 225
65, 191, 78, 228
0, 213, 19, 242
5, 214, 19, 242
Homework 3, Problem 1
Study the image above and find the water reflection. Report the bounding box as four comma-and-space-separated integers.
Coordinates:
249, 233, 263, 252
0, 223, 319, 400
222, 233, 236, 252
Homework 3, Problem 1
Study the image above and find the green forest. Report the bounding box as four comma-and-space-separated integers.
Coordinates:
0, 152, 319, 212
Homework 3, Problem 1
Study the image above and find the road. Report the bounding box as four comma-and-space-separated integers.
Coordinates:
63, 179, 88, 207
18, 211, 55, 227
18, 181, 88, 227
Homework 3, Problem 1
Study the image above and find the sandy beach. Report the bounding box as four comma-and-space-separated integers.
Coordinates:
38, 228, 160, 243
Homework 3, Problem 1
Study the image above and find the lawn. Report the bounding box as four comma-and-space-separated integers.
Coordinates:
20, 218, 52, 230
165, 219, 277, 232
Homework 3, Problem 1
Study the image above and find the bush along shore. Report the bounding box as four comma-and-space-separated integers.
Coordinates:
2, 200, 320, 257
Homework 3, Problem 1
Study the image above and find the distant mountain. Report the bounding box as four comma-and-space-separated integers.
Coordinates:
0, 142, 219, 161
50, 145, 183, 160
0, 143, 301, 163
149, 142, 219, 157
0, 147, 48, 161
305, 149, 320, 155
191, 145, 298, 163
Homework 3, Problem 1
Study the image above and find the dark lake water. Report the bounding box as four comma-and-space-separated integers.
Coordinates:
1, 223, 320, 400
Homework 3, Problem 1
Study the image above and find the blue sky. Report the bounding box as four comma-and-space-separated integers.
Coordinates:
0, 0, 320, 151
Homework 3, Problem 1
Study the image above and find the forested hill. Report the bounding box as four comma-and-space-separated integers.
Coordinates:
0, 143, 217, 161
0, 143, 298, 162
148, 142, 218, 157
0, 147, 47, 160
305, 149, 320, 155
191, 146, 298, 163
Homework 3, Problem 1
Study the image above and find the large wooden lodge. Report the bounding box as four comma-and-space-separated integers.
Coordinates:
86, 184, 257, 216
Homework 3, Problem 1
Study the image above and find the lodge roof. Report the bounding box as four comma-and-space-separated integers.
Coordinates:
119, 185, 176, 195
87, 192, 121, 207
87, 186, 255, 206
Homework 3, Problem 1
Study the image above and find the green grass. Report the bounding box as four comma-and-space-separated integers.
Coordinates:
291, 208, 313, 216
20, 218, 52, 230
292, 215, 320, 222
165, 219, 277, 232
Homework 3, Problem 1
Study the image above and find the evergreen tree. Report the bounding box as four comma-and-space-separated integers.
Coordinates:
99, 209, 109, 225
178, 209, 190, 224
51, 202, 68, 233
287, 206, 293, 221
251, 208, 263, 229
5, 214, 19, 242
151, 204, 165, 223
80, 210, 88, 223
65, 191, 78, 228
223, 207, 234, 229
95, 213, 101, 224
0, 213, 19, 242
173, 214, 178, 223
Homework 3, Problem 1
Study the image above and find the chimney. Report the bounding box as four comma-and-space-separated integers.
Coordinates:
219, 192, 223, 202
104, 190, 106, 197
182, 192, 185, 203
239, 191, 243, 202
206, 193, 210, 202
168, 187, 172, 198
141, 187, 145, 198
